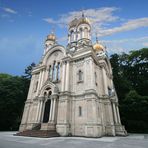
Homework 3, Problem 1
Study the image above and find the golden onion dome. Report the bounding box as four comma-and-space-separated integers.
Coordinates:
77, 17, 90, 26
47, 33, 56, 41
93, 43, 104, 52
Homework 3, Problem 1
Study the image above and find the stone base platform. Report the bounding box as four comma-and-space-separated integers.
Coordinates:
15, 130, 60, 138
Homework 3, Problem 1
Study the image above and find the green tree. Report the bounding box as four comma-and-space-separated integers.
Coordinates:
120, 90, 148, 133
22, 62, 36, 79
0, 74, 28, 130
0, 63, 35, 131
110, 54, 131, 102
110, 48, 148, 133
126, 48, 148, 96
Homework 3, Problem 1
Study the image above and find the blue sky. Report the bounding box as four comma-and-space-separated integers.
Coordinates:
0, 0, 148, 75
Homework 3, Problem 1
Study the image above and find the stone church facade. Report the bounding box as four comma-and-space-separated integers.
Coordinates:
19, 14, 127, 137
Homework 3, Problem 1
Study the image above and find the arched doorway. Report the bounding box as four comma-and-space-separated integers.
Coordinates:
42, 88, 52, 123
43, 99, 51, 123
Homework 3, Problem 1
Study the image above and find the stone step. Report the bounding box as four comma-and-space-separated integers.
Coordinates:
15, 130, 60, 138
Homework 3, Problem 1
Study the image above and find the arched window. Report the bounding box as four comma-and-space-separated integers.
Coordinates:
79, 106, 82, 116
53, 61, 57, 81
78, 70, 83, 81
48, 91, 52, 98
44, 92, 47, 97
84, 27, 88, 38
79, 28, 83, 39
70, 30, 74, 42
57, 62, 60, 81
48, 65, 52, 80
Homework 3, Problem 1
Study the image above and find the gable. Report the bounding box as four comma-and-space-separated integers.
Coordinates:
42, 46, 66, 65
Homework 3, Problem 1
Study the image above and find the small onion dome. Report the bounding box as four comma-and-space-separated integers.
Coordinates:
93, 43, 104, 52
69, 18, 78, 28
46, 33, 56, 41
77, 17, 90, 26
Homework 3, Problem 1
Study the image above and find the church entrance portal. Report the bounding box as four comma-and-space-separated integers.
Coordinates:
42, 89, 52, 123
43, 99, 51, 123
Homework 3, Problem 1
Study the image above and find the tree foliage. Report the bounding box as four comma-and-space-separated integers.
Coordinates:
0, 63, 35, 131
110, 48, 148, 133
22, 62, 36, 79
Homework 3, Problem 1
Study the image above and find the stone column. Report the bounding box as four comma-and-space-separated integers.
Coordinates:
49, 98, 53, 122
27, 103, 33, 123
108, 103, 114, 125
51, 98, 56, 122
112, 103, 118, 124
40, 69, 45, 89
27, 75, 35, 99
38, 100, 43, 122
102, 68, 108, 95
116, 105, 121, 124
25, 102, 32, 124
21, 103, 29, 124
65, 61, 70, 91
35, 100, 40, 122
61, 62, 66, 92
37, 71, 42, 93
39, 71, 43, 90
90, 60, 94, 88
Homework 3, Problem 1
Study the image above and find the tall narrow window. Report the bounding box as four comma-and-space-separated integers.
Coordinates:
48, 91, 52, 98
79, 106, 82, 116
44, 92, 47, 97
48, 65, 52, 80
71, 30, 74, 42
84, 27, 88, 38
79, 28, 83, 39
78, 70, 83, 81
53, 61, 57, 81
57, 62, 60, 81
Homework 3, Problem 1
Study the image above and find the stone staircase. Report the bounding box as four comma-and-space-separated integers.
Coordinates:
32, 123, 41, 130
15, 130, 60, 138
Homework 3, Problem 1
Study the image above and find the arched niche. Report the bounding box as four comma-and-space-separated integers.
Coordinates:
39, 81, 59, 97
42, 46, 66, 65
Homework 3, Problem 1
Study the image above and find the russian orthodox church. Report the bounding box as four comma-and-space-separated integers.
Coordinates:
19, 14, 127, 137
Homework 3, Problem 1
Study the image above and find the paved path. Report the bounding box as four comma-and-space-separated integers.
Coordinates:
0, 132, 148, 148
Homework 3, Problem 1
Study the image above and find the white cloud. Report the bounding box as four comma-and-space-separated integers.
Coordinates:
43, 18, 57, 24
101, 36, 148, 53
98, 18, 148, 37
43, 7, 148, 54
102, 36, 148, 43
43, 7, 148, 38
2, 7, 17, 14
43, 7, 119, 28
